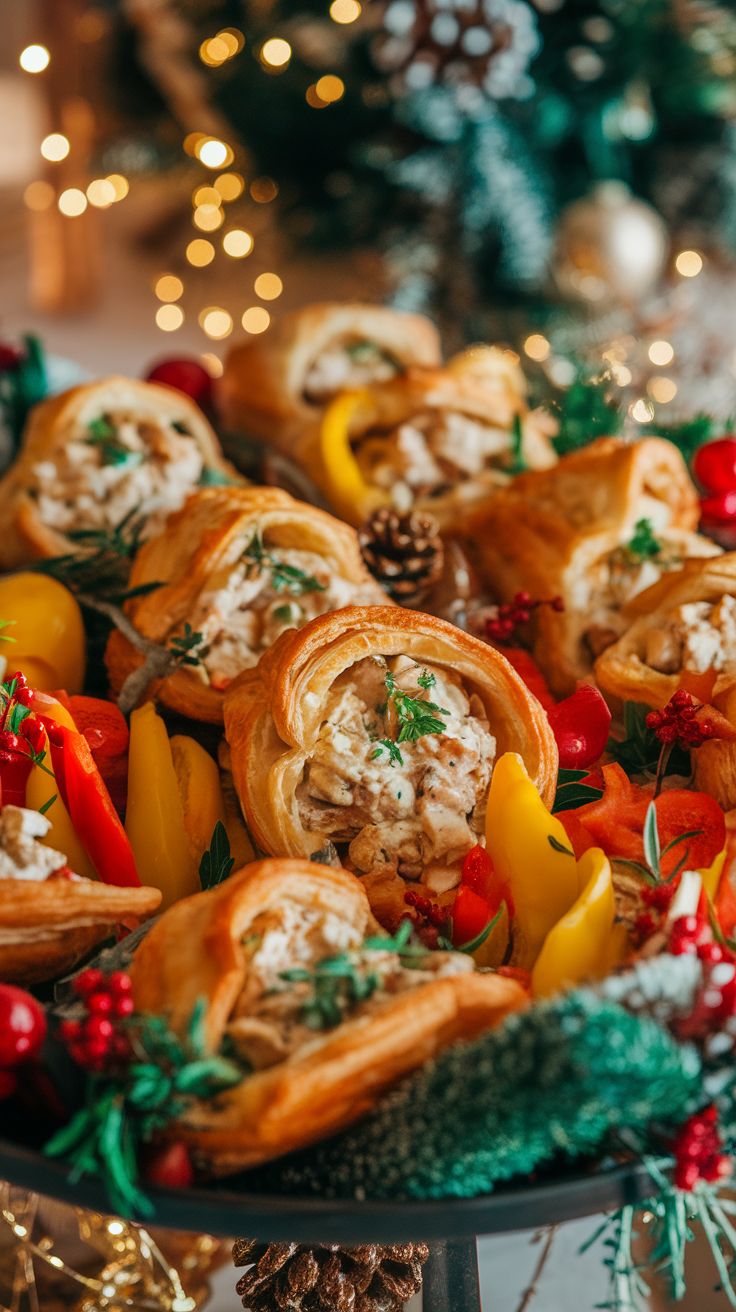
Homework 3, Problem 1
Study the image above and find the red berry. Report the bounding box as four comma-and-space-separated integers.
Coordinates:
20, 718, 45, 755
87, 991, 112, 1015
698, 941, 733, 964
74, 969, 105, 997
693, 438, 736, 494
6, 673, 26, 690
0, 1070, 17, 1099
141, 1140, 195, 1189
546, 685, 612, 770
14, 687, 35, 709
113, 995, 134, 1018
60, 1019, 82, 1041
84, 1016, 113, 1043
700, 490, 736, 525
146, 359, 213, 410
0, 986, 46, 1066
108, 972, 132, 995
0, 731, 21, 753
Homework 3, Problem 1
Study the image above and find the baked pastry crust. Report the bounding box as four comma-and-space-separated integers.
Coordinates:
105, 485, 391, 723
223, 604, 558, 861
129, 858, 527, 1175
218, 302, 442, 448
467, 437, 720, 698
0, 376, 240, 570
0, 879, 161, 985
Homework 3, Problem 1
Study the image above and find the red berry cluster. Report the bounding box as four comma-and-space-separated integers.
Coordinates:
404, 889, 449, 930
634, 882, 677, 942
60, 969, 134, 1073
485, 591, 564, 644
671, 1104, 731, 1192
669, 916, 736, 1040
645, 690, 717, 750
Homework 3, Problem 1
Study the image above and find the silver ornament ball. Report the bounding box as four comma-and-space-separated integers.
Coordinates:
553, 181, 668, 305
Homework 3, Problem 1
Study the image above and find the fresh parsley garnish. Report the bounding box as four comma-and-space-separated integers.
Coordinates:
243, 531, 326, 596
370, 739, 404, 766
627, 517, 661, 562
385, 668, 449, 745
199, 821, 235, 891
168, 622, 204, 668
86, 416, 143, 469
280, 953, 381, 1030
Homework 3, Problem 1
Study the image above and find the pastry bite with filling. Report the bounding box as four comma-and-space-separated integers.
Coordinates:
0, 376, 240, 570
105, 486, 391, 723
0, 804, 160, 985
467, 436, 721, 699
218, 302, 442, 447
223, 607, 557, 930
129, 858, 527, 1176
293, 345, 558, 530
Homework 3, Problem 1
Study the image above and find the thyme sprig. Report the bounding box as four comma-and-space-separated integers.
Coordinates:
168, 622, 204, 668
280, 953, 381, 1030
243, 531, 326, 596
370, 667, 449, 767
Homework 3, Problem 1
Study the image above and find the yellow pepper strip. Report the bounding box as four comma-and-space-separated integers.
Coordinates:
700, 844, 726, 902
531, 848, 618, 998
318, 391, 389, 528
170, 735, 229, 869
485, 752, 579, 970
25, 696, 97, 880
0, 573, 85, 694
125, 703, 200, 911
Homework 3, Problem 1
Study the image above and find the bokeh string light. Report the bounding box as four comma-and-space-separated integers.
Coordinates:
254, 272, 283, 299
648, 340, 675, 366
199, 307, 233, 339
675, 250, 703, 277
58, 188, 87, 216
330, 0, 361, 22
87, 178, 117, 208
223, 229, 253, 258
19, 44, 49, 73
41, 133, 69, 162
186, 239, 215, 266
200, 28, 244, 66
242, 306, 271, 333
261, 38, 292, 69
524, 334, 550, 362
155, 275, 184, 302
23, 181, 54, 211
250, 176, 278, 203
156, 304, 184, 331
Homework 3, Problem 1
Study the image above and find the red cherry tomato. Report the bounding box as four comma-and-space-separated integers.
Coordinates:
452, 885, 493, 947
693, 438, 736, 494
0, 986, 46, 1066
460, 845, 515, 916
146, 359, 212, 410
546, 685, 611, 769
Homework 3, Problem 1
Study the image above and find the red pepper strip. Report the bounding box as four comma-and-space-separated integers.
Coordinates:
452, 885, 492, 946
489, 646, 557, 713
558, 762, 726, 877
65, 695, 129, 816
42, 722, 139, 887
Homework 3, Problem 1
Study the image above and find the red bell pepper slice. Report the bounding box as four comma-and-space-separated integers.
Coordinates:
65, 695, 129, 817
42, 721, 139, 887
452, 885, 493, 947
715, 869, 736, 940
461, 844, 515, 916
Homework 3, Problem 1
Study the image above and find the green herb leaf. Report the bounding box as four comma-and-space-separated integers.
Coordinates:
548, 835, 575, 857
38, 794, 56, 816
370, 739, 404, 766
507, 412, 527, 474
199, 465, 238, 486
0, 620, 16, 645
626, 518, 661, 561
455, 900, 506, 954
608, 702, 690, 779
169, 621, 204, 668
243, 531, 326, 596
552, 766, 603, 813
643, 802, 661, 881
550, 368, 623, 457
199, 821, 235, 891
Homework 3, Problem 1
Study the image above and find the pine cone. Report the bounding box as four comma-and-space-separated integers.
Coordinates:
358, 508, 443, 606
233, 1240, 429, 1312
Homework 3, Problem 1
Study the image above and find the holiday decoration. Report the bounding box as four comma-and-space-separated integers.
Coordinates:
233, 1239, 428, 1312
358, 506, 444, 604
485, 590, 564, 644
552, 183, 668, 307
146, 359, 214, 412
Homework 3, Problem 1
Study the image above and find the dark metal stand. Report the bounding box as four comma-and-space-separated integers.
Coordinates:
422, 1239, 481, 1312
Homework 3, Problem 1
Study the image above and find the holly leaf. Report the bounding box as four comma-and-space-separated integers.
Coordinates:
199, 821, 235, 891
552, 767, 603, 813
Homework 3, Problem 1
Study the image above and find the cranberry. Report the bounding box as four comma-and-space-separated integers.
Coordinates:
141, 1140, 195, 1188
669, 914, 705, 955
87, 991, 113, 1015
14, 687, 34, 709
59, 1019, 82, 1041
74, 969, 105, 997
546, 685, 612, 770
0, 732, 22, 753
108, 972, 132, 995
20, 718, 45, 756
113, 995, 134, 1018
0, 986, 46, 1066
693, 438, 736, 494
698, 942, 734, 964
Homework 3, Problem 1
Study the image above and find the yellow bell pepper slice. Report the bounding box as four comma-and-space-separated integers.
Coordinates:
700, 844, 726, 902
531, 848, 619, 997
25, 695, 97, 879
170, 735, 230, 869
0, 573, 85, 693
319, 391, 389, 528
125, 703, 200, 911
485, 752, 579, 970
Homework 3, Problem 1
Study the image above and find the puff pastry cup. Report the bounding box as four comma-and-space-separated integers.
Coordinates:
290, 345, 558, 531
0, 376, 241, 570
223, 606, 557, 925
105, 485, 391, 723
467, 436, 721, 698
129, 858, 527, 1176
0, 879, 161, 986
218, 302, 442, 448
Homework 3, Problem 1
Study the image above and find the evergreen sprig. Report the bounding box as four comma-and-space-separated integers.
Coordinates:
243, 531, 326, 596
86, 417, 143, 469
551, 370, 623, 457
168, 622, 204, 668
32, 506, 156, 605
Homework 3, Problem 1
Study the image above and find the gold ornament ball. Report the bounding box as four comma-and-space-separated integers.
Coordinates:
553, 181, 668, 305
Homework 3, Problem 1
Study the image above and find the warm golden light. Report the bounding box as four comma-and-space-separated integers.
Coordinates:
58, 188, 87, 216
155, 274, 184, 302
23, 180, 54, 211
648, 340, 674, 366
156, 304, 184, 332
524, 334, 550, 362
242, 306, 271, 334
261, 38, 292, 67
41, 133, 69, 162
200, 36, 231, 65
183, 132, 208, 157
107, 1222, 124, 1235
675, 250, 703, 277
193, 204, 224, 232
316, 74, 345, 102
330, 0, 361, 22
186, 238, 215, 266
254, 272, 283, 300
630, 398, 654, 422
105, 174, 129, 201
215, 172, 244, 201
193, 185, 221, 207
306, 85, 329, 108
647, 376, 678, 403
201, 353, 224, 377
610, 362, 632, 386
20, 45, 49, 73
87, 178, 116, 208
199, 307, 233, 339
223, 229, 253, 258
250, 176, 278, 203
197, 139, 230, 169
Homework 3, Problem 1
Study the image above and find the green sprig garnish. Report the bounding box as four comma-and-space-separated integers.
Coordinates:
0, 621, 16, 645
280, 953, 381, 1030
199, 821, 235, 891
626, 518, 661, 562
168, 622, 204, 668
243, 531, 326, 596
86, 416, 144, 469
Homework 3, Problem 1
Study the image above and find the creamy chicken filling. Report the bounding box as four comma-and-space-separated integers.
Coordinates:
224, 902, 473, 1069
191, 540, 384, 689
0, 806, 72, 881
644, 594, 736, 675
582, 524, 686, 660
31, 410, 204, 539
354, 409, 513, 513
295, 656, 495, 889
303, 339, 401, 402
